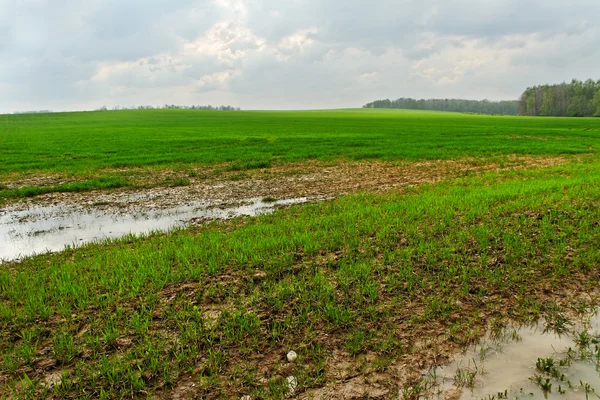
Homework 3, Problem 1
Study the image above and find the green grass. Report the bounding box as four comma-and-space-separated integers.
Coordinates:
0, 177, 131, 200
1, 160, 600, 398
2, 108, 600, 397
1, 109, 599, 177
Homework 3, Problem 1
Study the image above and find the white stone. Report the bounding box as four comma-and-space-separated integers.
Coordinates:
286, 350, 298, 362
287, 375, 298, 394
240, 396, 251, 400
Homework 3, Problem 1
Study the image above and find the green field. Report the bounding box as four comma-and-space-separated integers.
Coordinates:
1, 109, 600, 398
2, 109, 599, 175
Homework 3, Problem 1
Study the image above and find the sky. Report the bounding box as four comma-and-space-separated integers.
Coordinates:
1, 0, 600, 113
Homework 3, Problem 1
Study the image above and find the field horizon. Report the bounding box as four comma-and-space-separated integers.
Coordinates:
2, 108, 598, 174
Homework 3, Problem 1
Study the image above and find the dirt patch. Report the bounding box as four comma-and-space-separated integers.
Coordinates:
301, 373, 391, 399
3, 156, 568, 212
292, 272, 599, 400
508, 135, 549, 141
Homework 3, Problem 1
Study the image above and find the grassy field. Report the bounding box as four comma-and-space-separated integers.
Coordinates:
2, 109, 599, 176
2, 108, 599, 204
1, 109, 600, 398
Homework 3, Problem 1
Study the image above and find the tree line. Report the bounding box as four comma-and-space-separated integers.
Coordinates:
97, 104, 241, 111
518, 79, 600, 117
363, 98, 518, 115
11, 105, 241, 114
12, 110, 53, 114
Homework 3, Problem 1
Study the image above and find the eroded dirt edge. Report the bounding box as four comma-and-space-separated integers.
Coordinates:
3, 155, 568, 213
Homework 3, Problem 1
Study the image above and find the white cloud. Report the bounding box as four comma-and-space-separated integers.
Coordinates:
196, 70, 238, 91
2, 0, 600, 112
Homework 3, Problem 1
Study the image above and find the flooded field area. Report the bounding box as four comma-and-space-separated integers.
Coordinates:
0, 156, 566, 264
428, 313, 600, 399
0, 196, 308, 262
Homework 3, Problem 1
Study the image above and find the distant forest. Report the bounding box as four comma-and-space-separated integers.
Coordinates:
363, 98, 518, 115
12, 104, 241, 114
518, 79, 600, 117
98, 104, 241, 111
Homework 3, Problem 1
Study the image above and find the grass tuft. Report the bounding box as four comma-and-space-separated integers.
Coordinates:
0, 177, 131, 200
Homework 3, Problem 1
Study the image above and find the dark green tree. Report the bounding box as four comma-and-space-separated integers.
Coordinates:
517, 79, 600, 117
593, 90, 600, 116
363, 98, 518, 115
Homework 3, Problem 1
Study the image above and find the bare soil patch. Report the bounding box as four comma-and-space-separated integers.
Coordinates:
4, 156, 567, 212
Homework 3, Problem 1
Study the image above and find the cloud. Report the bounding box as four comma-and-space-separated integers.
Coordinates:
1, 0, 600, 112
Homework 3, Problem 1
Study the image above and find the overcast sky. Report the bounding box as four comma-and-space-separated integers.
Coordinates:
1, 0, 600, 113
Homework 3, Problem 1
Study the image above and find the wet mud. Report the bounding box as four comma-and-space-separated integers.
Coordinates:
428, 314, 600, 399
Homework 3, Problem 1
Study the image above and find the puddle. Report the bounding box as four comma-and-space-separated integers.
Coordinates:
0, 196, 307, 262
425, 314, 600, 400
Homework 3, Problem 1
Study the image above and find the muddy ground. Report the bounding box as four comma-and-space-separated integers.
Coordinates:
4, 156, 567, 213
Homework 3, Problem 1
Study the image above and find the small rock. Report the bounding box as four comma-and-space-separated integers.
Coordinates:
253, 271, 267, 280
36, 358, 57, 370
44, 372, 62, 388
114, 337, 133, 348
286, 350, 298, 362
287, 375, 297, 394
444, 388, 463, 400
240, 396, 251, 400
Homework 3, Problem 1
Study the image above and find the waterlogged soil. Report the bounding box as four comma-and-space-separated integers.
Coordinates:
0, 156, 566, 262
304, 311, 600, 400
427, 314, 600, 400
0, 197, 308, 262
0, 157, 565, 260
1, 155, 588, 399
4, 156, 567, 212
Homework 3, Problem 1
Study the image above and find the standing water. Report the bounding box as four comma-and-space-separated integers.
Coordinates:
0, 197, 307, 262
426, 313, 600, 399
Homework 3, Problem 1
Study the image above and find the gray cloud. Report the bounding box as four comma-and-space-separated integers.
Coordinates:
1, 0, 600, 112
